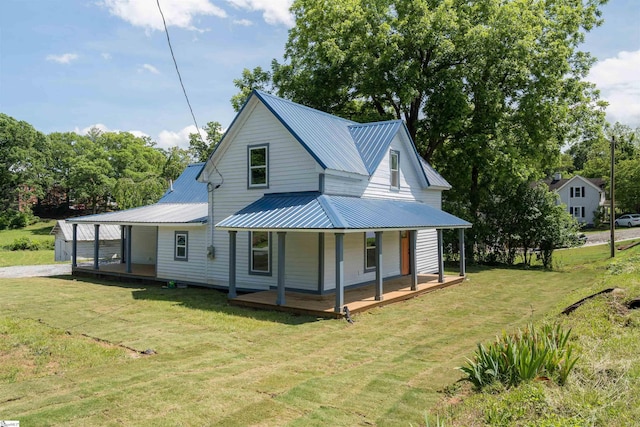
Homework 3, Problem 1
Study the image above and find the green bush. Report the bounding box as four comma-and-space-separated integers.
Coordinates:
0, 209, 39, 230
6, 237, 42, 251
459, 323, 579, 390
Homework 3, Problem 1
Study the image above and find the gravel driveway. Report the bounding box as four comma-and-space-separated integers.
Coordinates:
585, 227, 640, 246
0, 263, 71, 278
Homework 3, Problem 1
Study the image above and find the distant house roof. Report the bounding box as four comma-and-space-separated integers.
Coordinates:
201, 90, 450, 189
216, 192, 470, 232
67, 163, 208, 226
51, 220, 121, 241
543, 175, 605, 192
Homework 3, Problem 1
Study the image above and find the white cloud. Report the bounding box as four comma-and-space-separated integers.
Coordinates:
73, 123, 149, 139
233, 18, 253, 26
101, 52, 112, 60
140, 63, 161, 74
588, 50, 640, 127
226, 0, 294, 26
102, 0, 226, 31
46, 53, 79, 64
157, 125, 207, 149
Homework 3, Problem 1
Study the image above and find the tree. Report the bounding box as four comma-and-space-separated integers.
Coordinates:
616, 159, 640, 213
161, 146, 192, 182
231, 66, 273, 112
188, 121, 224, 162
236, 0, 606, 259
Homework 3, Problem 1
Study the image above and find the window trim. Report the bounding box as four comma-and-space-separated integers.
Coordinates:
174, 231, 188, 261
570, 206, 585, 219
390, 150, 400, 189
249, 231, 272, 276
364, 231, 376, 272
247, 144, 269, 189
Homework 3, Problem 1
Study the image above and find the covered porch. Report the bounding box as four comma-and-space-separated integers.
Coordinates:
230, 273, 465, 318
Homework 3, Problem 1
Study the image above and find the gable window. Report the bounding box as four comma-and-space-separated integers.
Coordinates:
250, 231, 271, 274
571, 186, 585, 198
365, 231, 376, 271
174, 231, 188, 261
248, 144, 268, 188
390, 150, 400, 189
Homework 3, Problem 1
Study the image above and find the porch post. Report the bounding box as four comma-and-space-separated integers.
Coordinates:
72, 223, 78, 268
410, 230, 418, 291
437, 229, 444, 283
126, 225, 132, 274
120, 225, 125, 264
228, 231, 237, 299
93, 224, 100, 270
276, 232, 286, 306
334, 233, 344, 313
375, 231, 383, 301
459, 228, 466, 277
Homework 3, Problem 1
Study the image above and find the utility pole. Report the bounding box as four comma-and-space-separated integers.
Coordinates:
610, 135, 615, 258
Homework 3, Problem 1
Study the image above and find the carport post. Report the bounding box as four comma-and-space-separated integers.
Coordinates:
93, 224, 100, 270
126, 225, 132, 274
120, 226, 125, 264
437, 229, 444, 283
276, 232, 286, 306
72, 223, 78, 268
375, 231, 383, 301
334, 233, 345, 313
228, 231, 237, 299
459, 228, 466, 277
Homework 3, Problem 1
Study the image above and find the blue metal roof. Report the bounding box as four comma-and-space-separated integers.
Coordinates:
216, 192, 470, 231
67, 203, 208, 225
349, 121, 402, 175
159, 163, 208, 203
418, 156, 451, 189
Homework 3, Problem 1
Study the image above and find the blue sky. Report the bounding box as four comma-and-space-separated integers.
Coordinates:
1, 0, 639, 150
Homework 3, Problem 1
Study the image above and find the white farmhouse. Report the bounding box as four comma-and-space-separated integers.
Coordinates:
545, 174, 606, 226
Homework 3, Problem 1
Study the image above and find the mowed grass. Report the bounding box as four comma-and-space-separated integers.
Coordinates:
0, 243, 627, 426
0, 220, 61, 267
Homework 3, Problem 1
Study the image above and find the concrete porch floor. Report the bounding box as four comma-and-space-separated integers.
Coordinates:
230, 274, 465, 318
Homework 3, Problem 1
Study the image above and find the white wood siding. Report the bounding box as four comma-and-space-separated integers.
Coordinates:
156, 226, 207, 284
54, 237, 120, 262
557, 177, 602, 225
131, 226, 157, 265
206, 101, 320, 288
416, 229, 438, 273
283, 232, 319, 292
323, 231, 401, 291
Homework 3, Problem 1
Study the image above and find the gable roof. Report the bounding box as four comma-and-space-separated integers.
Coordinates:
51, 220, 121, 241
544, 175, 605, 193
159, 162, 208, 203
200, 90, 450, 189
216, 192, 470, 231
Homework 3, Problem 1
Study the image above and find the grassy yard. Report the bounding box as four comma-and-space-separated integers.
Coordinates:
0, 242, 638, 426
0, 220, 62, 267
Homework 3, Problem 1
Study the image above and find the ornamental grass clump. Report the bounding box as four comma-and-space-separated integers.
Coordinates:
459, 323, 579, 389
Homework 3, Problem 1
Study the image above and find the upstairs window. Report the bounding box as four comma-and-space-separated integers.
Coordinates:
365, 231, 376, 271
571, 186, 585, 198
250, 231, 271, 274
390, 150, 400, 189
248, 145, 268, 188
174, 231, 188, 261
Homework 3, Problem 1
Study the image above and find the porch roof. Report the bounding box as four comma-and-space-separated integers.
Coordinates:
216, 192, 471, 232
66, 203, 208, 226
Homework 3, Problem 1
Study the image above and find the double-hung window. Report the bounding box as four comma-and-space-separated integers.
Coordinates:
390, 150, 400, 189
174, 231, 188, 261
250, 231, 271, 274
248, 144, 268, 188
571, 186, 585, 198
365, 231, 376, 271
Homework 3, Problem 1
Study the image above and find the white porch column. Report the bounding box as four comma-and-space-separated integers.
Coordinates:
93, 224, 100, 270
72, 223, 78, 268
334, 233, 345, 313
410, 230, 418, 291
459, 228, 466, 277
375, 231, 383, 301
276, 232, 286, 306
126, 225, 133, 274
437, 229, 444, 283
228, 231, 237, 299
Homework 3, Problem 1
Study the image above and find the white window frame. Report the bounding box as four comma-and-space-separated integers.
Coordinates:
249, 231, 271, 275
174, 231, 188, 261
390, 150, 400, 189
248, 144, 269, 188
364, 231, 376, 271
571, 206, 584, 219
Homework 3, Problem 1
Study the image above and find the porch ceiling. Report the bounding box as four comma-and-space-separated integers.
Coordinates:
216, 192, 471, 232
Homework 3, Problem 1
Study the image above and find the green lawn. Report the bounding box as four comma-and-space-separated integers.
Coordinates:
0, 220, 63, 267
1, 242, 637, 426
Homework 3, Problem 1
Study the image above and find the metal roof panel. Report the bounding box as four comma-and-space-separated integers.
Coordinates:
159, 163, 208, 203
349, 121, 401, 175
51, 220, 122, 241
67, 203, 208, 225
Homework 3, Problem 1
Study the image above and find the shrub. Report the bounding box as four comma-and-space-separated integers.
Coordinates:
7, 237, 42, 251
0, 209, 39, 230
459, 323, 579, 390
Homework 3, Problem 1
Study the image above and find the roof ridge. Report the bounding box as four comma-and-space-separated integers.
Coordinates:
255, 90, 357, 125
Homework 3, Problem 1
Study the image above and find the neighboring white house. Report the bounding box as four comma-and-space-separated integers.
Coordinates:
51, 220, 121, 262
544, 174, 606, 226
68, 90, 471, 313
